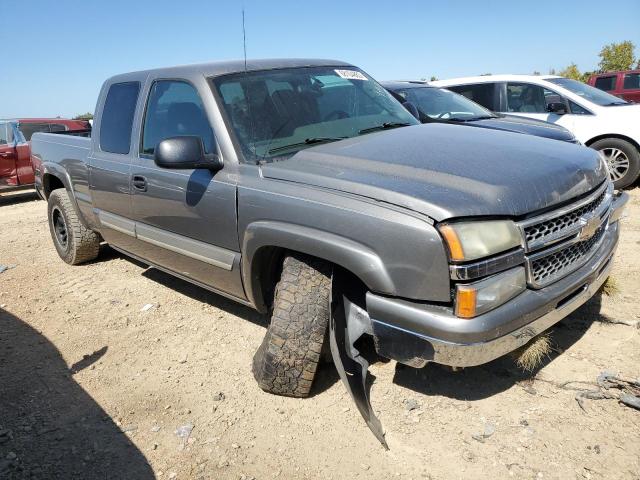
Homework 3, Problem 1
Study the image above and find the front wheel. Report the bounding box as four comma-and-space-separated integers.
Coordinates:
591, 138, 640, 189
47, 189, 100, 265
252, 253, 332, 398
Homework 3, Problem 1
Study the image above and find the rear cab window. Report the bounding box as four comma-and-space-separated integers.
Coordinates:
100, 82, 141, 154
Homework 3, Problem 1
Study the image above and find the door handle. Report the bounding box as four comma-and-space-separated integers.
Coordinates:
132, 175, 147, 192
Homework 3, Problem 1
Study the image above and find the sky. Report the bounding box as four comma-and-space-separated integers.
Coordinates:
1, 0, 639, 118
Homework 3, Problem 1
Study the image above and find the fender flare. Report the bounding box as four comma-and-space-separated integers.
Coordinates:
40, 163, 91, 229
242, 221, 396, 311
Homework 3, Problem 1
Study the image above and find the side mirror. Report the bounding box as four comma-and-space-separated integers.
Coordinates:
154, 136, 223, 171
546, 102, 567, 115
402, 101, 420, 120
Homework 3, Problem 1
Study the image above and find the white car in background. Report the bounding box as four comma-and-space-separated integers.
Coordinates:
432, 75, 640, 188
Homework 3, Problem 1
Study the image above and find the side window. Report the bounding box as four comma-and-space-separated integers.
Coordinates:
623, 73, 640, 90
141, 80, 214, 156
0, 124, 8, 145
569, 101, 590, 115
506, 83, 551, 113
447, 84, 495, 110
100, 82, 140, 154
594, 76, 616, 91
18, 123, 49, 141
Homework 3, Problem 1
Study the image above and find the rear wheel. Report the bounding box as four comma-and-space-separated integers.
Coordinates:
252, 253, 332, 398
47, 189, 100, 265
591, 138, 640, 189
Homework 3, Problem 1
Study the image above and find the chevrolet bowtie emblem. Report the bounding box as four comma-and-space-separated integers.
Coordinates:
578, 215, 601, 241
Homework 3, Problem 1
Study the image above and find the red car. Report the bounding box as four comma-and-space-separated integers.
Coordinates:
588, 70, 640, 103
0, 118, 90, 192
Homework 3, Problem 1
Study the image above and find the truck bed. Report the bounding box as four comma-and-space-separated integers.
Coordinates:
31, 131, 92, 166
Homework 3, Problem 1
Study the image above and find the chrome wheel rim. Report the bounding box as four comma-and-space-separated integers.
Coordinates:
52, 207, 68, 250
599, 147, 630, 182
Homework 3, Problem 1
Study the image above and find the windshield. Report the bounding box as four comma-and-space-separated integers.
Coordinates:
212, 66, 418, 162
546, 78, 628, 106
393, 86, 495, 121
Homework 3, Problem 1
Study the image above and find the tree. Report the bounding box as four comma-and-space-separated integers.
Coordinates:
558, 63, 583, 81
73, 112, 93, 121
598, 41, 636, 72
532, 70, 541, 76
430, 76, 438, 82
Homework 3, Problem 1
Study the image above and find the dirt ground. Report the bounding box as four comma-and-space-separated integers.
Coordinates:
1, 188, 639, 480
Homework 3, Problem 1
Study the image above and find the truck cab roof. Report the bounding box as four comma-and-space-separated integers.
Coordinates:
105, 58, 353, 84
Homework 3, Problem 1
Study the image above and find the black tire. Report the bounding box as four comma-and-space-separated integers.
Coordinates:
47, 189, 100, 265
590, 138, 640, 189
252, 253, 332, 398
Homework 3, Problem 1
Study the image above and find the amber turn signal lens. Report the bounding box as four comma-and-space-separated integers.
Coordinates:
439, 224, 465, 261
455, 286, 477, 319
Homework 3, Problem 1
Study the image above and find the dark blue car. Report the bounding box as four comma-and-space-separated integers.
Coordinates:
382, 81, 577, 143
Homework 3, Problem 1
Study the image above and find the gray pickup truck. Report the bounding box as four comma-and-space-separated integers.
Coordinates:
31, 59, 628, 447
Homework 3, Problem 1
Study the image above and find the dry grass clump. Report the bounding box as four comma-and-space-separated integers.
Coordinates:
511, 333, 552, 372
601, 276, 620, 297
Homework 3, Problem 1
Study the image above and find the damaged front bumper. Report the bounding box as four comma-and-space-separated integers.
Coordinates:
369, 211, 621, 369
330, 192, 626, 448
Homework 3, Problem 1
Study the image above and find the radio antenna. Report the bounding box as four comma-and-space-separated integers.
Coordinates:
242, 7, 247, 71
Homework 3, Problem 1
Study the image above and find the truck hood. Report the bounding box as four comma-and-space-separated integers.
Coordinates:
261, 123, 607, 221
464, 114, 576, 142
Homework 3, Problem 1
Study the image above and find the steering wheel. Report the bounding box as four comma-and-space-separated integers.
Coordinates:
437, 112, 452, 119
323, 110, 349, 121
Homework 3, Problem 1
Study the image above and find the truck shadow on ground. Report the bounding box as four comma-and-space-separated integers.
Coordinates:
392, 291, 610, 401
0, 307, 154, 479
0, 191, 40, 207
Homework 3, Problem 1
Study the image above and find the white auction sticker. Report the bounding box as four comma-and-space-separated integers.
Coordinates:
334, 69, 368, 81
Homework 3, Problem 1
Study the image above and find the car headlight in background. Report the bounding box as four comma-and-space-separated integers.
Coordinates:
439, 220, 522, 262
455, 267, 526, 318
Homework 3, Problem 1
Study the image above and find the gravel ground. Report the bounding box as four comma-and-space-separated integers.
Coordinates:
0, 188, 639, 480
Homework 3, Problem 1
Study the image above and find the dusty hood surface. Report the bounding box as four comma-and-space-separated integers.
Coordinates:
261, 123, 607, 221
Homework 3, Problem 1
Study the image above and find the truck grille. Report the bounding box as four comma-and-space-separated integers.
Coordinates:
523, 190, 606, 246
529, 223, 606, 287
518, 182, 613, 289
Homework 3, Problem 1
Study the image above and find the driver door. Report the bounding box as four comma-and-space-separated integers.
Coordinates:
129, 79, 244, 298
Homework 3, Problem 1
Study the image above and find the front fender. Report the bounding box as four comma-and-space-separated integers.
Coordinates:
242, 221, 395, 311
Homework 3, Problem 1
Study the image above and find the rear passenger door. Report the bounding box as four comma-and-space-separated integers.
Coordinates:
129, 79, 243, 298
89, 81, 141, 250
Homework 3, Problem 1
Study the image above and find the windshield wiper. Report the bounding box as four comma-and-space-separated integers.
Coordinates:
604, 101, 628, 106
358, 122, 412, 134
449, 115, 496, 122
268, 137, 347, 154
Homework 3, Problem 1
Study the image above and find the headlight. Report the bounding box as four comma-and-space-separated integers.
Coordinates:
439, 220, 522, 262
455, 267, 526, 318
